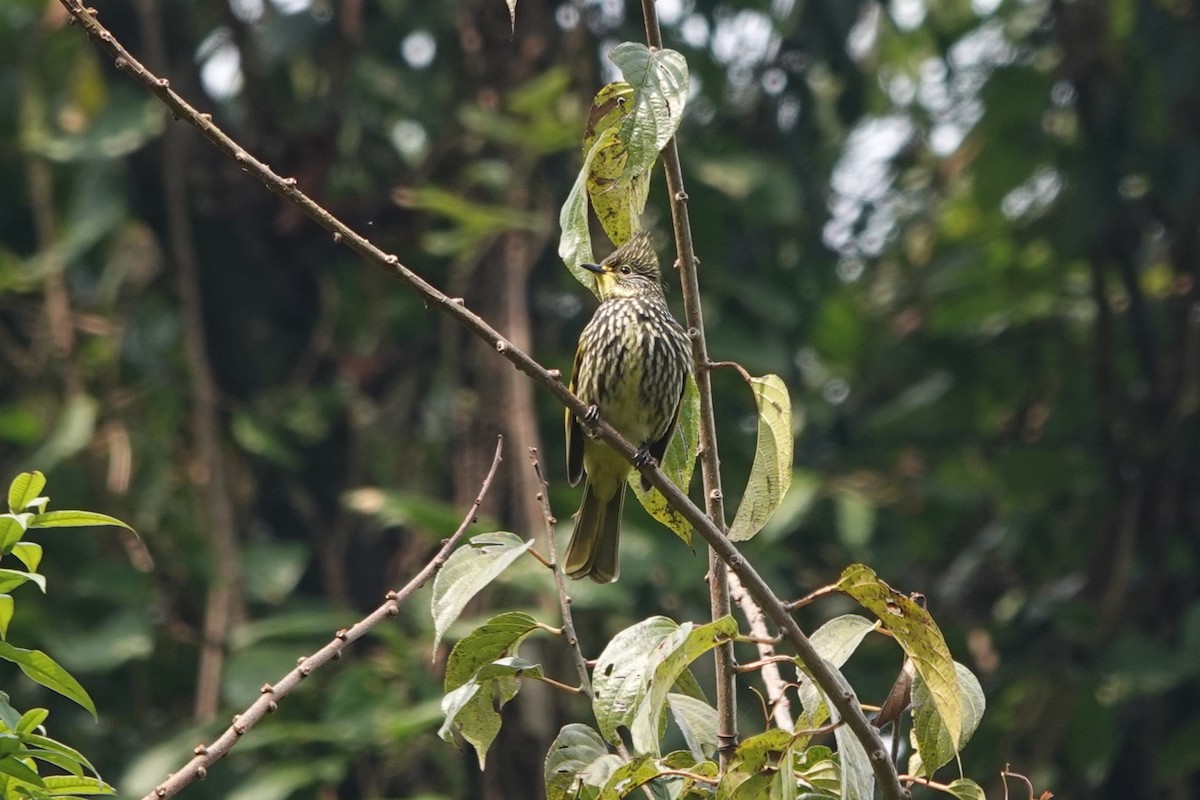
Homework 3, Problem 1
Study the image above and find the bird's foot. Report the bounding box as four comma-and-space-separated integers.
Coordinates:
582, 405, 601, 438
633, 447, 659, 470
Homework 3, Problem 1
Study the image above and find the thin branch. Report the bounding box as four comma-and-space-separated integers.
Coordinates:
729, 572, 794, 730
530, 448, 594, 698
139, 437, 505, 800
639, 0, 737, 767
528, 674, 585, 694
734, 655, 797, 674
656, 769, 718, 786
708, 360, 753, 383
1000, 766, 1046, 800
785, 583, 840, 611
56, 7, 901, 796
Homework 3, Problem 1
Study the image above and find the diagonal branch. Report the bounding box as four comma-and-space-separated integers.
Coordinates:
56, 5, 902, 798
139, 437, 505, 800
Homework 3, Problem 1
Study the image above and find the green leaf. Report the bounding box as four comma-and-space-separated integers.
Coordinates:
833, 715, 873, 800
630, 616, 738, 755
444, 612, 542, 691
558, 152, 598, 283
666, 693, 718, 761
836, 565, 961, 748
609, 42, 689, 171
595, 754, 663, 800
593, 617, 711, 748
6, 473, 45, 514
593, 617, 677, 745
558, 44, 689, 285
629, 374, 700, 544
778, 745, 797, 800
662, 752, 719, 798
944, 778, 986, 800
0, 596, 11, 640
908, 662, 986, 777
20, 734, 100, 778
729, 375, 795, 541
0, 735, 17, 758
430, 532, 533, 651
0, 570, 45, 594
28, 510, 134, 533
545, 724, 610, 800
0, 515, 30, 553
19, 746, 84, 778
716, 729, 794, 800
0, 752, 45, 786
15, 709, 47, 734
793, 615, 878, 733
794, 745, 840, 796
0, 642, 96, 718
0, 696, 20, 731
42, 774, 115, 795
438, 656, 543, 768
581, 82, 644, 250
10, 543, 42, 573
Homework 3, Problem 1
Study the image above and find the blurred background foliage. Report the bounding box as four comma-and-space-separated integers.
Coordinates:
1, 0, 1198, 797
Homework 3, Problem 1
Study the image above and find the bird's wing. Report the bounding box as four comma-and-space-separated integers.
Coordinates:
646, 374, 687, 466
565, 347, 585, 487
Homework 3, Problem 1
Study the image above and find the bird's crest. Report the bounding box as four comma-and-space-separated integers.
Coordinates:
603, 230, 661, 281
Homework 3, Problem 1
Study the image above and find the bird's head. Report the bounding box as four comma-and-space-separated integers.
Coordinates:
581, 230, 665, 300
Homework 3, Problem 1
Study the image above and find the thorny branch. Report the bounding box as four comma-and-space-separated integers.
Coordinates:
138, 437, 505, 800
529, 448, 593, 699
639, 0, 739, 769
57, 4, 904, 798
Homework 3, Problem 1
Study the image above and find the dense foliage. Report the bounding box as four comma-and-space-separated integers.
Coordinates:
1, 0, 1198, 797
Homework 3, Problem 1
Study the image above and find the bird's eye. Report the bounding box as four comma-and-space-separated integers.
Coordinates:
619, 266, 632, 275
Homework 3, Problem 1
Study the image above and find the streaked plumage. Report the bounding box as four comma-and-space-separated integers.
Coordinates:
564, 231, 692, 583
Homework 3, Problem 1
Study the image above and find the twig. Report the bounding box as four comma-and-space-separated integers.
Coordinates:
656, 769, 719, 786
56, 7, 902, 796
530, 449, 594, 699
708, 360, 753, 383
529, 674, 584, 694
729, 572, 794, 730
139, 437, 505, 800
1001, 766, 1046, 800
785, 584, 840, 611
733, 655, 797, 674
638, 0, 738, 768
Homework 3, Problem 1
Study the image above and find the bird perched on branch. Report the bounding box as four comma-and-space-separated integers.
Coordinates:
565, 230, 692, 583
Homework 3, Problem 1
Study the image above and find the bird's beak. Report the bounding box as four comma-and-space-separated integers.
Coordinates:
580, 262, 604, 274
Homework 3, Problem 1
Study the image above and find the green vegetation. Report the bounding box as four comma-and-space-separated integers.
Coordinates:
1, 0, 1196, 798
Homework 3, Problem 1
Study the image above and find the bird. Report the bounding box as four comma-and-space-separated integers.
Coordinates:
564, 230, 692, 583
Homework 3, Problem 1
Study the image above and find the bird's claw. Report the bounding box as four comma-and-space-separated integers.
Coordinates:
581, 405, 601, 439
633, 447, 659, 470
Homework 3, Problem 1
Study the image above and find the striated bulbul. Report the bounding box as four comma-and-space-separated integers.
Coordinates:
564, 230, 692, 583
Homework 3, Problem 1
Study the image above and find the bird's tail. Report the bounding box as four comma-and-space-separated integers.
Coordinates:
564, 479, 625, 583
